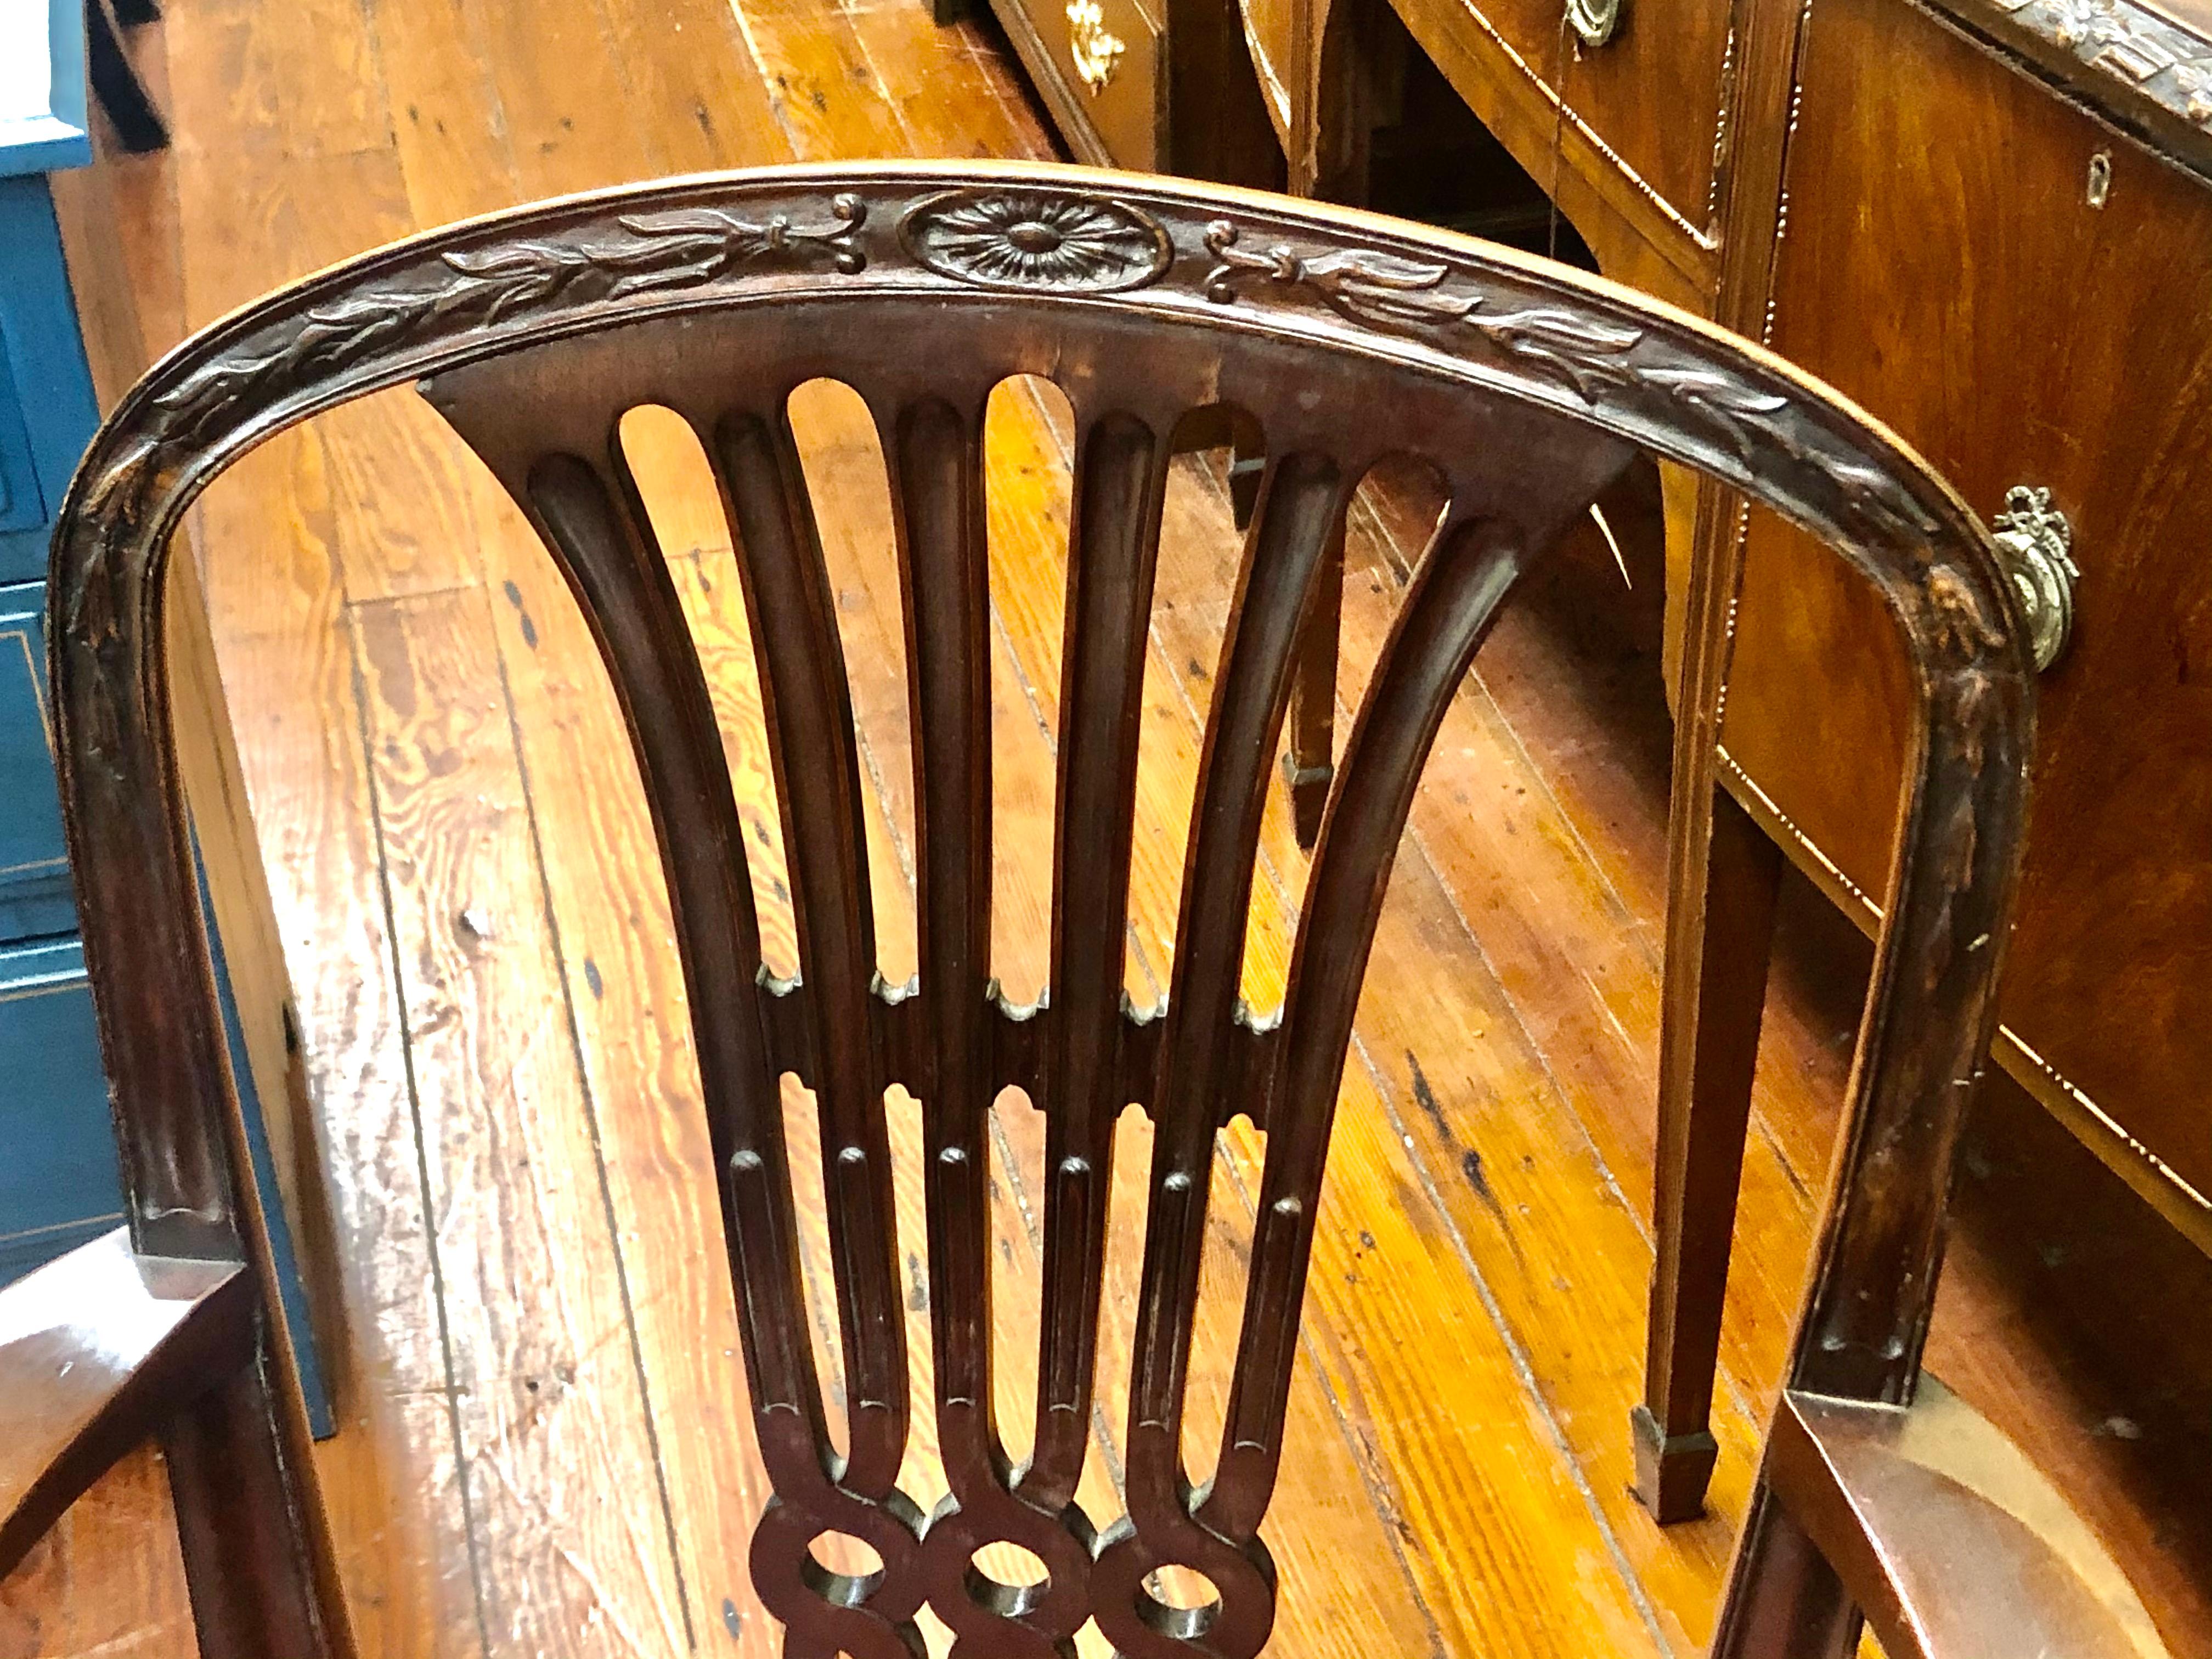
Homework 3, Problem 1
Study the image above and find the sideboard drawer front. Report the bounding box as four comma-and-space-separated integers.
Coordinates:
0, 939, 119, 1283
1391, 0, 1731, 246
1726, 0, 2212, 1199
1041, 0, 1163, 169
0, 582, 74, 941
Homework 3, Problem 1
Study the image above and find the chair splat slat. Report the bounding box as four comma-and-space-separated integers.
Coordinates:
1103, 453, 1352, 1618
711, 402, 911, 1505
885, 398, 995, 1432
1030, 405, 1173, 1515
883, 383, 1104, 1647
422, 388, 928, 1657
1203, 512, 1536, 1549
1085, 449, 1355, 1659
469, 443, 818, 1451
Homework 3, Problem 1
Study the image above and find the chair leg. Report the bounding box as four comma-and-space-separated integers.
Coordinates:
1635, 779, 1782, 1522
1707, 1478, 1861, 1659
1281, 518, 1344, 850
164, 1342, 352, 1659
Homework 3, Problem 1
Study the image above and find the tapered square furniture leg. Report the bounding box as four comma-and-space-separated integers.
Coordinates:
1635, 781, 1782, 1522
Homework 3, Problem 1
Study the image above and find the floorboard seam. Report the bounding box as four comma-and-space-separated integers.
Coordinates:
1122, 903, 1452, 1657
1347, 1027, 1678, 1657
487, 582, 701, 1651
341, 597, 500, 1659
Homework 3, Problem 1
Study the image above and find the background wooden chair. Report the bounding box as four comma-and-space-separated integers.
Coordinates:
0, 162, 2168, 1659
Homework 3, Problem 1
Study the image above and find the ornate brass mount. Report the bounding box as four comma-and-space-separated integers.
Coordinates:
1066, 0, 1125, 93
1991, 484, 2079, 672
1567, 0, 1622, 47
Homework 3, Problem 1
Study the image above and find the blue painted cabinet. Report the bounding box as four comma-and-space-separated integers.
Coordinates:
0, 577, 84, 940
0, 940, 114, 1278
0, 153, 120, 1277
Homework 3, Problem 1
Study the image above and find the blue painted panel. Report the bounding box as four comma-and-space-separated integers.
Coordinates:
0, 579, 76, 940
0, 0, 94, 178
0, 1211, 112, 1279
0, 174, 100, 585
0, 335, 42, 532
0, 937, 120, 1254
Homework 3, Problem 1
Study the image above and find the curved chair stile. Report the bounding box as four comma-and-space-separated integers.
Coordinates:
5, 160, 2146, 1659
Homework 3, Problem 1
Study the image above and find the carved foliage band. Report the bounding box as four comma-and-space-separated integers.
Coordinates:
77, 195, 871, 551
1198, 219, 1950, 562
73, 173, 1973, 618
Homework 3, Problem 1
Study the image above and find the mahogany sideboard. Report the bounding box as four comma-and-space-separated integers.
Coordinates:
1000, 0, 2212, 1256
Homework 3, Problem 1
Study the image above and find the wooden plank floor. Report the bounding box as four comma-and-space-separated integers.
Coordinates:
7, 1, 2212, 1656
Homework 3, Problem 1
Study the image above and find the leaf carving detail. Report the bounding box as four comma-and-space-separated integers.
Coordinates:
1199, 217, 1942, 546
1467, 307, 1643, 403
85, 195, 871, 541
1204, 219, 1643, 403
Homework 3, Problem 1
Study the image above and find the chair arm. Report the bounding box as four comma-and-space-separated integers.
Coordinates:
1769, 1374, 2170, 1659
0, 1226, 251, 1575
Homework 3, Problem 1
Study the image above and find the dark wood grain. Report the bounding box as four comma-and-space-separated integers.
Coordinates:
1726, 0, 2212, 1217
1764, 1377, 2169, 1659
0, 1233, 247, 1577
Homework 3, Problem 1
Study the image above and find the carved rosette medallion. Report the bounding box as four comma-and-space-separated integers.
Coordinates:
899, 189, 1172, 294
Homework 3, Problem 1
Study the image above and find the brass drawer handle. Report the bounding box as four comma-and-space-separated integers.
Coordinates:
1066, 0, 1125, 93
1567, 0, 1622, 47
1991, 485, 2080, 673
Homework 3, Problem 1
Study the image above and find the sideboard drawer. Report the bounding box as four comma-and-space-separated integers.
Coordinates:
1002, 0, 1165, 169
1723, 0, 2212, 1206
0, 938, 119, 1280
0, 580, 75, 941
1384, 0, 1732, 252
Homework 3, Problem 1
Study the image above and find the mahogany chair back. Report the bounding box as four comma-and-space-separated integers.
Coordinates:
9, 163, 2134, 1659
